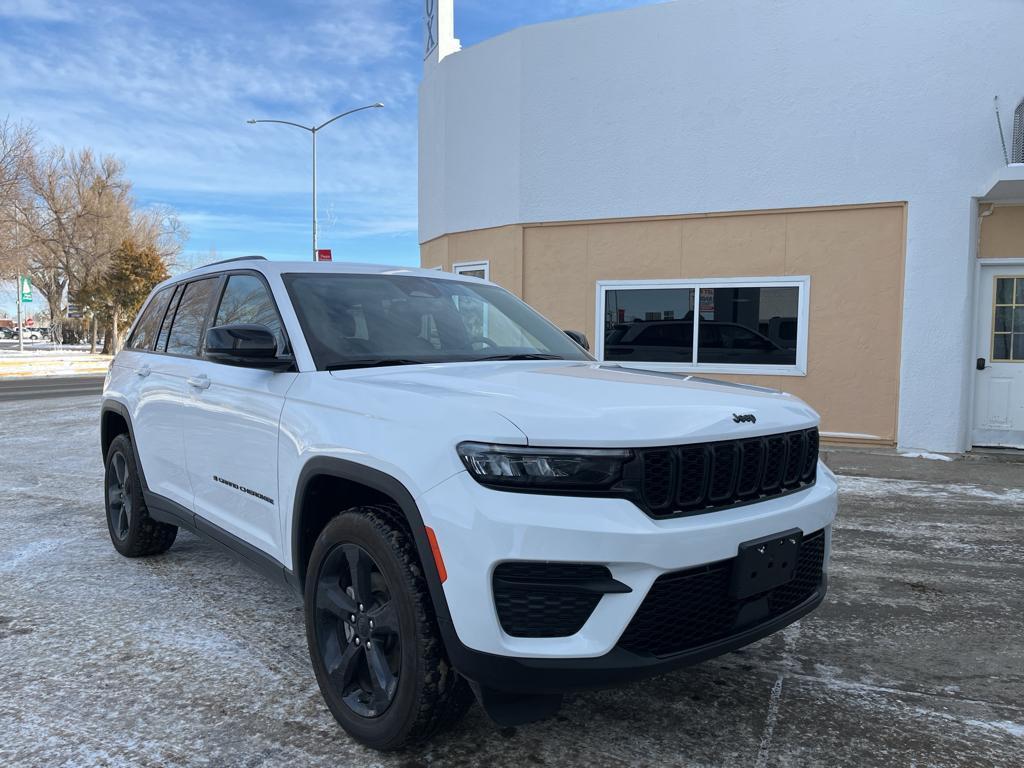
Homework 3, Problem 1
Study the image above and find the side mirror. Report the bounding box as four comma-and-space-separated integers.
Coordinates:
205, 324, 292, 369
563, 329, 590, 351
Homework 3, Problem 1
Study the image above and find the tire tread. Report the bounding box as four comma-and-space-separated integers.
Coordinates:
308, 504, 473, 749
105, 434, 177, 557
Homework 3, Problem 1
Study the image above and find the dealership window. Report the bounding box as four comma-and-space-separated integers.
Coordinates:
452, 261, 489, 280
597, 277, 809, 375
452, 261, 490, 336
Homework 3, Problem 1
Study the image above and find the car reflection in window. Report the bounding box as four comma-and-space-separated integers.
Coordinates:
605, 319, 796, 366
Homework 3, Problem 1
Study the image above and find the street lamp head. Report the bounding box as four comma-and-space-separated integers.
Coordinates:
246, 119, 257, 124
373, 102, 384, 108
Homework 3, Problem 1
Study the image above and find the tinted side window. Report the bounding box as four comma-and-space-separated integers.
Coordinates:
127, 287, 172, 351
155, 285, 182, 352
213, 274, 285, 350
165, 278, 219, 356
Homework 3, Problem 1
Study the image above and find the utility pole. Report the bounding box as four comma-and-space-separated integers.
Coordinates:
16, 279, 23, 353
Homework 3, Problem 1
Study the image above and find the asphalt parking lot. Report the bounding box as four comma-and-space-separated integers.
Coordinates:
1, 394, 1022, 767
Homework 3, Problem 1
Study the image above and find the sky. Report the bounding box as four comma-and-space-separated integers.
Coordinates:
1, 0, 654, 292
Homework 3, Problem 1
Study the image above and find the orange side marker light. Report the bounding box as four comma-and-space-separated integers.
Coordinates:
425, 526, 447, 583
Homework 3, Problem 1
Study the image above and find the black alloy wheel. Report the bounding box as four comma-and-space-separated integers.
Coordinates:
103, 433, 177, 557
106, 449, 133, 541
314, 542, 401, 717
304, 507, 474, 750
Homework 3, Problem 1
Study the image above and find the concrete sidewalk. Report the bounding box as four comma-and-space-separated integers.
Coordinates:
0, 351, 111, 377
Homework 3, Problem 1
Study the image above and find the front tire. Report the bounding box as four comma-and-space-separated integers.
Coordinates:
104, 434, 177, 557
304, 506, 472, 750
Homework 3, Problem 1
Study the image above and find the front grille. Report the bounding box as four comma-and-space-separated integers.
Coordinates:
634, 428, 818, 518
493, 562, 609, 638
618, 529, 825, 658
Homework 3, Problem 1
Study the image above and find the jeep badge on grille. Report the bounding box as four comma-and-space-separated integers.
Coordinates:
733, 413, 757, 424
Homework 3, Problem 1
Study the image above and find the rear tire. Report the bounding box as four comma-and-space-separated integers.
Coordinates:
304, 506, 473, 750
104, 434, 177, 557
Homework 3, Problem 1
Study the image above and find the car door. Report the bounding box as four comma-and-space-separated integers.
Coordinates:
182, 272, 297, 562
137, 276, 224, 509
119, 284, 194, 508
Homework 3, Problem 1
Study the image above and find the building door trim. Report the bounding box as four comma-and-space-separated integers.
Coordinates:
971, 258, 1024, 449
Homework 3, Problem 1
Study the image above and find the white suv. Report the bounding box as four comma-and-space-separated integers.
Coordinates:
101, 257, 837, 750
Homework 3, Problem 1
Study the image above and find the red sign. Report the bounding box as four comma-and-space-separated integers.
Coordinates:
316, 249, 333, 262
25, 316, 34, 326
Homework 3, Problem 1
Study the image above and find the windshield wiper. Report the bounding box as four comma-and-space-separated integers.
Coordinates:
325, 358, 428, 371
474, 353, 565, 361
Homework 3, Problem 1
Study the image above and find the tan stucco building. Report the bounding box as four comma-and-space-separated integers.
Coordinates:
419, 1, 1024, 453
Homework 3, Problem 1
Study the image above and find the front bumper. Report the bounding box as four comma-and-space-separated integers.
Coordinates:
449, 575, 827, 695
419, 460, 836, 658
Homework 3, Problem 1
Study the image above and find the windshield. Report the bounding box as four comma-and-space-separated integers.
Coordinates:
283, 272, 592, 370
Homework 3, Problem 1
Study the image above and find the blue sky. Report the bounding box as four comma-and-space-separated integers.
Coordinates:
1, 0, 653, 282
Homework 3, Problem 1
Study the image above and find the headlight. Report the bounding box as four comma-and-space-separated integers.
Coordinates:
457, 442, 633, 491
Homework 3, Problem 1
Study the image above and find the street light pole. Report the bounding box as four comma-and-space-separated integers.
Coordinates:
247, 103, 384, 261
312, 128, 317, 257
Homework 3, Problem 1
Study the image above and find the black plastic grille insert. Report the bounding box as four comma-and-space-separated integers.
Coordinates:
634, 428, 819, 518
493, 562, 610, 638
618, 529, 826, 657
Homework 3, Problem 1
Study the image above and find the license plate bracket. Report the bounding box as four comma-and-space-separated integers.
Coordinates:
730, 528, 803, 599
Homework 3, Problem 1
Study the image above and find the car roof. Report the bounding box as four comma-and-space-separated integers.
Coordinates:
160, 257, 482, 290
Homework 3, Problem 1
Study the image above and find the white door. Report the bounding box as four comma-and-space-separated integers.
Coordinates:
973, 267, 1024, 448
127, 282, 195, 510
183, 273, 295, 561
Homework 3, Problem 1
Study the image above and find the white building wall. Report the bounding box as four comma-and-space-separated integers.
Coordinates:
419, 0, 1024, 452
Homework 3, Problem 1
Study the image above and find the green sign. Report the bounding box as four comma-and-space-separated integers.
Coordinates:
19, 276, 32, 303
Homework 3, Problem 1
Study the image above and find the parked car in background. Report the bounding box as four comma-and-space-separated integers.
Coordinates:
100, 257, 837, 750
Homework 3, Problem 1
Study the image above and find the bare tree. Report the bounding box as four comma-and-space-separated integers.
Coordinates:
4, 123, 187, 348
19, 147, 132, 342
132, 204, 188, 267
0, 118, 34, 280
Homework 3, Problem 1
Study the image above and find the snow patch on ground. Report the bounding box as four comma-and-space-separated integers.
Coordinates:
897, 450, 953, 462
0, 539, 61, 573
838, 475, 1024, 506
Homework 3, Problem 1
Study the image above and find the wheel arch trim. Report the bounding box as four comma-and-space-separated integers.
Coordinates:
100, 400, 150, 492
290, 456, 457, 639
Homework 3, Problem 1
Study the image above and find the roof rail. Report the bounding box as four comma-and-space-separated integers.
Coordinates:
201, 255, 268, 268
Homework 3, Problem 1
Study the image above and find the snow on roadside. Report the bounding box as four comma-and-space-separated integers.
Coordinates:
897, 450, 953, 462
839, 475, 1024, 506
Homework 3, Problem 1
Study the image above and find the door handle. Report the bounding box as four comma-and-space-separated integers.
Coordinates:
136, 365, 151, 378
976, 357, 987, 371
187, 374, 211, 390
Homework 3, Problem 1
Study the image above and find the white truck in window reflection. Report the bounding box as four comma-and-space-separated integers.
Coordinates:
605, 319, 797, 365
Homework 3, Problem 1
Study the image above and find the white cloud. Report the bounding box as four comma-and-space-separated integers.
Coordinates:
1, 0, 421, 253
0, 0, 79, 21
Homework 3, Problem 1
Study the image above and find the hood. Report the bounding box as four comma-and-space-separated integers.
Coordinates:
330, 361, 818, 447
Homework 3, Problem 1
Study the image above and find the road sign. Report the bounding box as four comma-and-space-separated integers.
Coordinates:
19, 276, 32, 303
316, 249, 332, 262
25, 316, 34, 326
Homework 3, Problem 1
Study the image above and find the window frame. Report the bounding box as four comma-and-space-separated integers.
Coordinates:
991, 274, 1024, 363
162, 275, 225, 358
452, 260, 490, 280
595, 275, 811, 376
126, 284, 174, 351
206, 269, 292, 363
